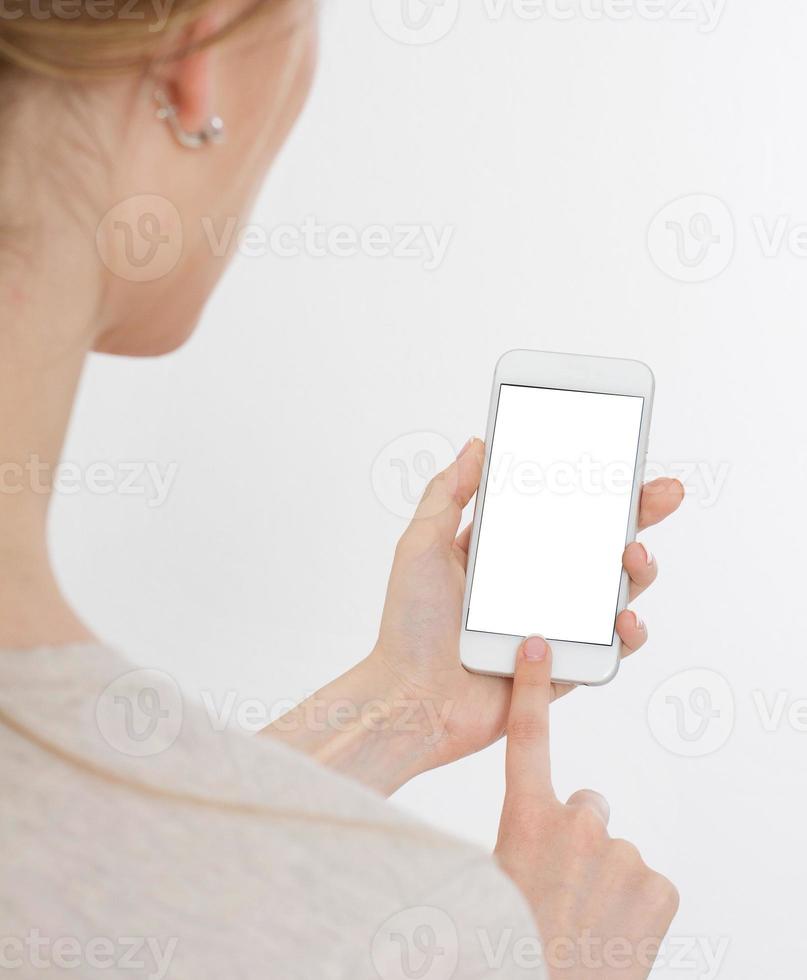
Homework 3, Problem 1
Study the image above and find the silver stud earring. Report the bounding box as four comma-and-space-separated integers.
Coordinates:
154, 90, 225, 150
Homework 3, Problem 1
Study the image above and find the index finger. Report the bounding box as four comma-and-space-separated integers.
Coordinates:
505, 636, 555, 802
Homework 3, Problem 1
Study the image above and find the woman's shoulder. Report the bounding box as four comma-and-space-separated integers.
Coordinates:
0, 644, 543, 979
0, 643, 458, 835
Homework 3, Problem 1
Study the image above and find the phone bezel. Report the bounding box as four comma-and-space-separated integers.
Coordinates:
460, 349, 655, 686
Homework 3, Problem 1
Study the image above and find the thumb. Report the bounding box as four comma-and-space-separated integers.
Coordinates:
404, 437, 484, 548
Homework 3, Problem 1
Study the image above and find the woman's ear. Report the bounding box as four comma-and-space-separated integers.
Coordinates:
159, 12, 222, 134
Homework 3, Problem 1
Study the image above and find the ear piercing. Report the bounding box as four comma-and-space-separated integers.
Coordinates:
154, 90, 225, 150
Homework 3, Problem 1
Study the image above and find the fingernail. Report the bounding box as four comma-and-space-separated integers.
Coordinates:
458, 437, 477, 459
523, 636, 548, 661
633, 611, 646, 631
641, 544, 654, 565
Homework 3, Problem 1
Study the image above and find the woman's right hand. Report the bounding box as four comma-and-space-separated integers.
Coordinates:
495, 636, 679, 979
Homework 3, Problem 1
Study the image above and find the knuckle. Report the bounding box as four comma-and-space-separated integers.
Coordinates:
424, 471, 449, 500
396, 524, 441, 561
423, 474, 440, 498
610, 838, 644, 867
395, 520, 417, 548
393, 533, 417, 565
644, 871, 680, 915
566, 803, 606, 844
516, 669, 548, 689
507, 716, 547, 745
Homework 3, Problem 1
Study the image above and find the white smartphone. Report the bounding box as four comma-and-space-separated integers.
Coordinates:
461, 349, 654, 685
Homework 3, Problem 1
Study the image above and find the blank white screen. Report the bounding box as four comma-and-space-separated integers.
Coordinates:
466, 385, 644, 645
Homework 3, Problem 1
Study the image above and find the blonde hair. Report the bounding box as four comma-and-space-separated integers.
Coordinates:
0, 0, 284, 78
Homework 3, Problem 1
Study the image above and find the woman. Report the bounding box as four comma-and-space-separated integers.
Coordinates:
0, 0, 684, 976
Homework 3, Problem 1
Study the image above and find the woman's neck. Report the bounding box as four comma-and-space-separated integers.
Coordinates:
0, 247, 100, 649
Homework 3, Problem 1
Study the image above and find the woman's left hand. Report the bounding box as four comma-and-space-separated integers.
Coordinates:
369, 437, 685, 774
267, 437, 683, 795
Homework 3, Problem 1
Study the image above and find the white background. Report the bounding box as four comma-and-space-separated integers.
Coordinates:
52, 2, 806, 977
467, 385, 644, 644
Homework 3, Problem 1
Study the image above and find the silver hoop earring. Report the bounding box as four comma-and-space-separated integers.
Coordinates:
154, 90, 225, 150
